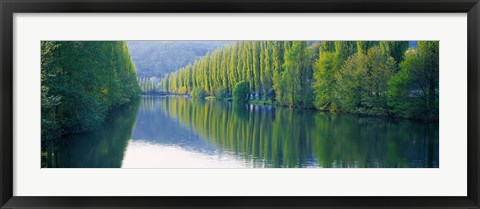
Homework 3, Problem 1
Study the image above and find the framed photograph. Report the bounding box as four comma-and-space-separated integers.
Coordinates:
1, 0, 479, 208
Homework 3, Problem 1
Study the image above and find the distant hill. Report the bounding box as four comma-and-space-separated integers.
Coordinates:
126, 41, 232, 78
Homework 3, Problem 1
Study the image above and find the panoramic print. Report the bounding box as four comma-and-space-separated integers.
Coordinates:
41, 41, 439, 168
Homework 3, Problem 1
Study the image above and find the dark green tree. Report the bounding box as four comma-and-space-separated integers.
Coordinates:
41, 41, 140, 145
233, 81, 250, 103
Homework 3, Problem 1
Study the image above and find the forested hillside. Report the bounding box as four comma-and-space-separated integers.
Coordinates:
162, 41, 438, 120
41, 41, 140, 144
127, 41, 232, 78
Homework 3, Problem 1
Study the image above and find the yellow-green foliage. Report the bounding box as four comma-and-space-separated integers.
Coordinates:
163, 41, 437, 120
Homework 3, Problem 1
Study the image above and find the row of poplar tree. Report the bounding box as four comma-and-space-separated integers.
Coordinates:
161, 41, 439, 120
138, 76, 162, 93
41, 41, 140, 143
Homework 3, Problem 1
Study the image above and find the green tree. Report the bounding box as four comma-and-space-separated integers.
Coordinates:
41, 41, 140, 144
357, 41, 378, 55
388, 41, 439, 120
233, 81, 250, 103
191, 87, 206, 98
161, 40, 438, 120
313, 50, 337, 110
335, 46, 396, 115
252, 41, 261, 98
214, 87, 228, 100
380, 41, 409, 65
271, 41, 285, 103
261, 41, 273, 99
281, 41, 312, 107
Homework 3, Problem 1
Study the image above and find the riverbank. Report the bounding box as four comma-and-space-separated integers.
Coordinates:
146, 94, 438, 122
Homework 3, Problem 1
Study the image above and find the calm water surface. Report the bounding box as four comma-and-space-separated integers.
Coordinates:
43, 95, 439, 168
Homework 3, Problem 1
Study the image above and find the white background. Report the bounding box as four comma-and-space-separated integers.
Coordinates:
13, 13, 467, 196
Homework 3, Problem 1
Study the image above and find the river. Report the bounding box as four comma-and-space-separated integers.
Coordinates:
43, 95, 439, 168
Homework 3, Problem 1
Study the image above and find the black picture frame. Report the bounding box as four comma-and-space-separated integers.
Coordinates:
1, 0, 479, 208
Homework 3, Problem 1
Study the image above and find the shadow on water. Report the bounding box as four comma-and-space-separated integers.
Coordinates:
43, 95, 439, 168
42, 101, 139, 168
